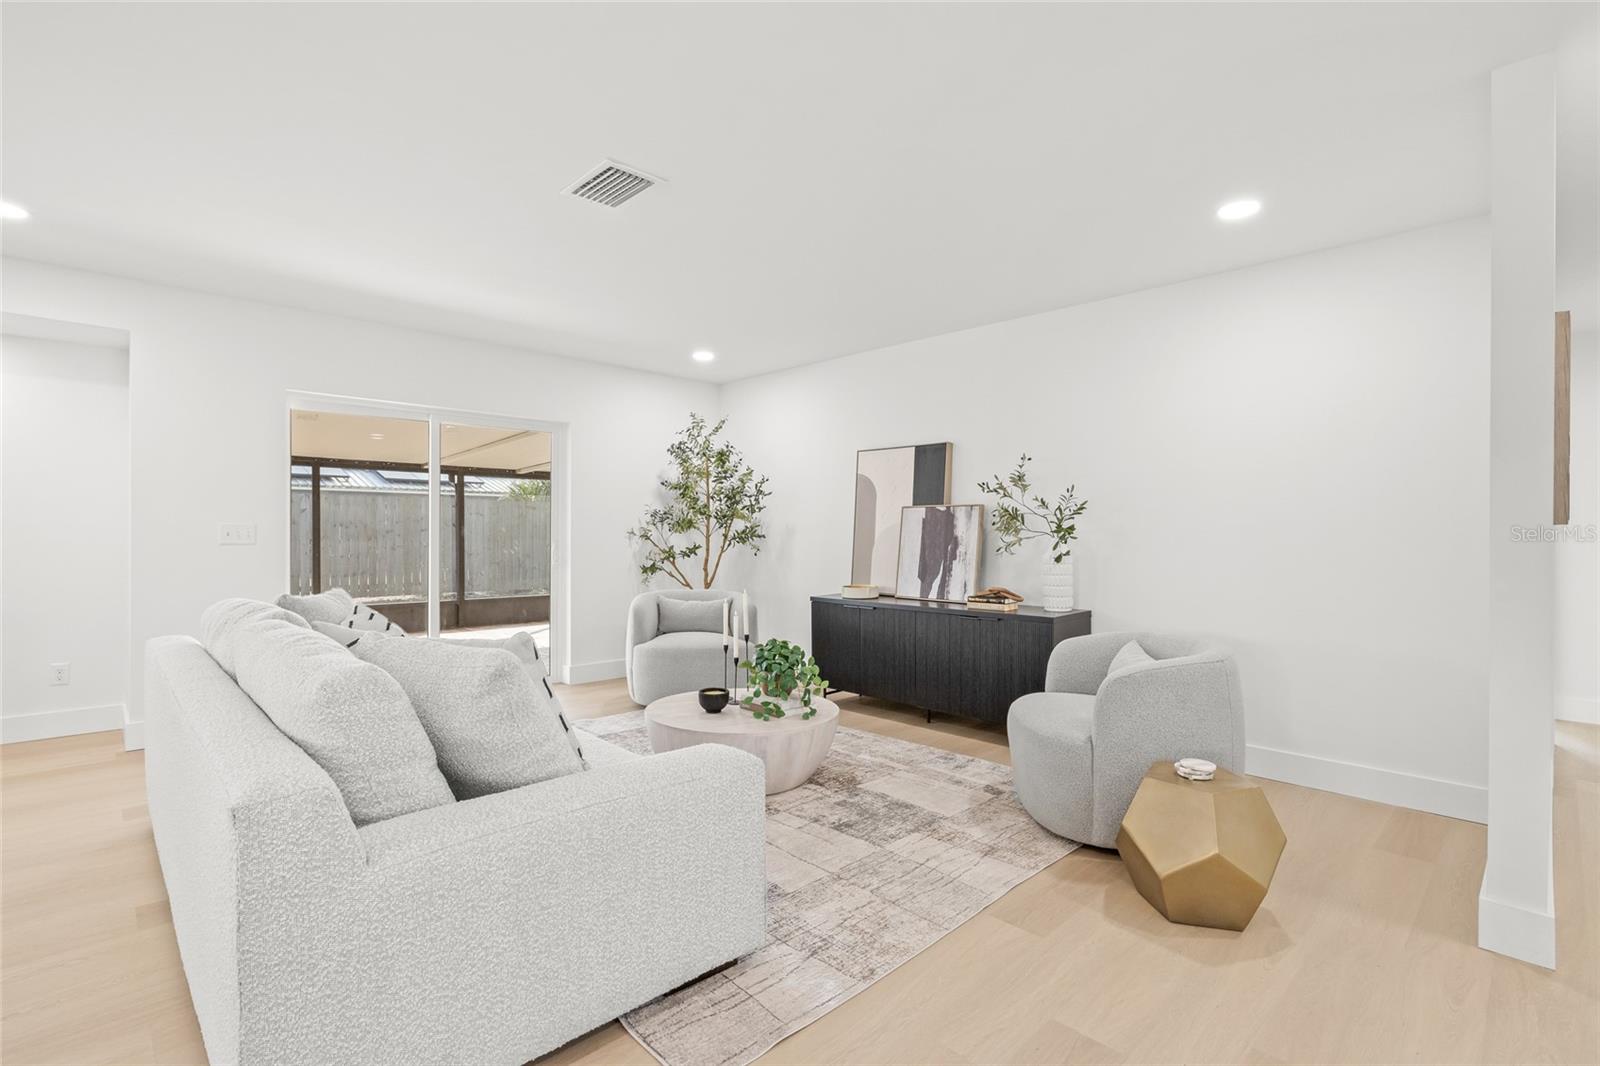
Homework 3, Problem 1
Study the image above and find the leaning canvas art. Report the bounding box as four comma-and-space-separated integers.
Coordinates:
895, 504, 983, 602
852, 443, 952, 594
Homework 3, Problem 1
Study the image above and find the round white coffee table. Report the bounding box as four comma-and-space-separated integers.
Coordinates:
644, 691, 840, 794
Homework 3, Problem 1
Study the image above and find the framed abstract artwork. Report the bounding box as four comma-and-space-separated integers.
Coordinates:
894, 504, 984, 603
851, 443, 952, 594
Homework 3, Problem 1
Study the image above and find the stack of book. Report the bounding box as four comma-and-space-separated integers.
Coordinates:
966, 587, 1023, 612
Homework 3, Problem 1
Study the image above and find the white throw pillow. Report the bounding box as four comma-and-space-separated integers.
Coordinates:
202, 599, 454, 826
341, 602, 406, 635
311, 620, 362, 648
275, 588, 356, 626
534, 670, 587, 769
347, 634, 584, 799
1107, 639, 1155, 677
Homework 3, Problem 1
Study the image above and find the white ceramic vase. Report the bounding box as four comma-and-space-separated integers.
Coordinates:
1040, 555, 1075, 611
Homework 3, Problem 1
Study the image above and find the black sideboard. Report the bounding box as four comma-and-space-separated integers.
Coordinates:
810, 594, 1091, 725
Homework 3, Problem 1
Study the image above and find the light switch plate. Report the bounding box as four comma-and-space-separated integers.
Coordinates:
219, 523, 257, 545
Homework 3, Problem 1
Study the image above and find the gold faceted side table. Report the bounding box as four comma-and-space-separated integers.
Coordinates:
1115, 762, 1286, 931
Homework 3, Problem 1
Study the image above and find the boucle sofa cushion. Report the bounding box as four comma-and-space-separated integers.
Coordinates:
348, 635, 583, 799
200, 598, 454, 825
442, 631, 544, 674
326, 626, 580, 768
320, 626, 543, 674
201, 597, 309, 676
658, 596, 727, 634
275, 588, 356, 626
1106, 639, 1154, 677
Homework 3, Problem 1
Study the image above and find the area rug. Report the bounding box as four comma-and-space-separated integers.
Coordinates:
575, 712, 1079, 1066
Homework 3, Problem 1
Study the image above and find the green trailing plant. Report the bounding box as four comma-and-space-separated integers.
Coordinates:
977, 454, 1088, 564
738, 638, 827, 721
503, 478, 551, 500
627, 413, 771, 588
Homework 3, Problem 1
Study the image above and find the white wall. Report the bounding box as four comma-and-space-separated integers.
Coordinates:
1, 334, 130, 741
1554, 323, 1598, 725
1554, 9, 1600, 726
0, 258, 720, 738
721, 219, 1491, 822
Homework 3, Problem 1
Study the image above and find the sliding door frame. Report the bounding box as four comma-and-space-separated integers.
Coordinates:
284, 391, 570, 676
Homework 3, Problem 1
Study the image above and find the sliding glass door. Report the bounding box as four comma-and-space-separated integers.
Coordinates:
288, 403, 558, 662
435, 423, 553, 655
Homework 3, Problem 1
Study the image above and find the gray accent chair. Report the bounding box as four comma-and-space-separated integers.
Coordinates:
1007, 632, 1246, 848
625, 589, 757, 705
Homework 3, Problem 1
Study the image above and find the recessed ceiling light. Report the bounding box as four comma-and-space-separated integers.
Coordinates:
0, 202, 30, 221
1217, 199, 1262, 222
368, 432, 385, 440
691, 350, 716, 363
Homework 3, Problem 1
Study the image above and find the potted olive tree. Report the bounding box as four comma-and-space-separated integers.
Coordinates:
977, 455, 1088, 611
627, 414, 770, 588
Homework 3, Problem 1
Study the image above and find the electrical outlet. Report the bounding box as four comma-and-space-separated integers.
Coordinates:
49, 662, 70, 686
219, 523, 257, 545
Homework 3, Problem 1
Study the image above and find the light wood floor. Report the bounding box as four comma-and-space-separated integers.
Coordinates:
3, 680, 1596, 1065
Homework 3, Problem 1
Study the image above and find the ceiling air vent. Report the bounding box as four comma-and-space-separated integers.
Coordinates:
564, 159, 664, 208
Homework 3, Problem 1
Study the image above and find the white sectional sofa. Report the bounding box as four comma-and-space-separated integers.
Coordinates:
144, 633, 767, 1066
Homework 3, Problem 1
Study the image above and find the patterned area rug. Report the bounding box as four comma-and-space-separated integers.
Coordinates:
576, 712, 1079, 1066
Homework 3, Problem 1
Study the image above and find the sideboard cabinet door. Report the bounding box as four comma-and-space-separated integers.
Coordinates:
811, 601, 863, 694
858, 606, 916, 704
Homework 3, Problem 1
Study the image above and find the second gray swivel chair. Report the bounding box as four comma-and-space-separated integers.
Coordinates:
1007, 632, 1246, 847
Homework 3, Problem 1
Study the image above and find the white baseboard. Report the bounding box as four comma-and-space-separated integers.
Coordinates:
1246, 743, 1487, 824
0, 703, 124, 744
123, 706, 146, 751
1556, 695, 1599, 725
1479, 888, 1556, 969
565, 658, 625, 685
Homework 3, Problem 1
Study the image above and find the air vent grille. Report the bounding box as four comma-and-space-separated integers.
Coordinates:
565, 160, 663, 208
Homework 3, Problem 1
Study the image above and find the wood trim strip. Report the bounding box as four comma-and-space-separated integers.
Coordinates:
1555, 309, 1571, 526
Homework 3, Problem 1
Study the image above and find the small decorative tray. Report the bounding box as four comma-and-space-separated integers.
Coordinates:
841, 584, 880, 600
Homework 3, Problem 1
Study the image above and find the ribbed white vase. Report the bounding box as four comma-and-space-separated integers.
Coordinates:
1040, 556, 1074, 611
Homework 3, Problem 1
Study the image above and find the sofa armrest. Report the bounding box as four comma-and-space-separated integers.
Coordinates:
357, 743, 760, 868
1045, 631, 1143, 694
625, 593, 660, 696
233, 744, 769, 1065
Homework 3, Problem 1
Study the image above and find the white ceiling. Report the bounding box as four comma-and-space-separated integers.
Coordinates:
0, 3, 1590, 382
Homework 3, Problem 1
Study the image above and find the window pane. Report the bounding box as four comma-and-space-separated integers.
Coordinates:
438, 424, 551, 647
289, 411, 431, 631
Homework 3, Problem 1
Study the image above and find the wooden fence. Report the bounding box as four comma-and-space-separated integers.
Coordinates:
289, 488, 551, 601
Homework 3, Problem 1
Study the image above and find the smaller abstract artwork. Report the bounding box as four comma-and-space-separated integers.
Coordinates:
895, 504, 983, 603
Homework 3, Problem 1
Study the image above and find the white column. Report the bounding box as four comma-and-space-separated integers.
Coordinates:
1480, 53, 1557, 969
427, 415, 441, 638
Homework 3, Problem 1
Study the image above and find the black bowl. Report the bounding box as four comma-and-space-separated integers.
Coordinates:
697, 687, 730, 713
